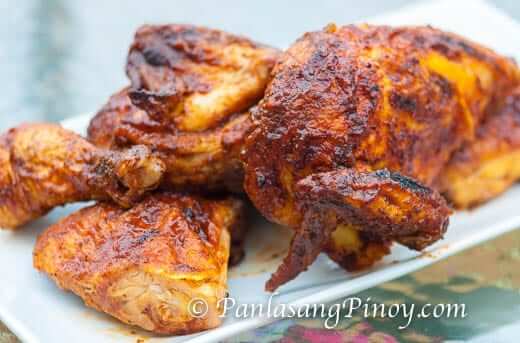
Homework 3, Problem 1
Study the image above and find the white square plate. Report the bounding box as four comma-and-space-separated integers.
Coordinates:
1, 0, 519, 342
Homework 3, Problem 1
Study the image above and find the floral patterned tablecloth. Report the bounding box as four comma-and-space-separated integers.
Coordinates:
1, 229, 519, 342
226, 229, 520, 342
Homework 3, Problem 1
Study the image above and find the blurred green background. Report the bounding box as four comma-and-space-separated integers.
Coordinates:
0, 0, 519, 129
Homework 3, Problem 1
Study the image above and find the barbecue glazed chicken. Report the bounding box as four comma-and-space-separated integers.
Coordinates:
243, 24, 520, 291
0, 123, 165, 229
88, 24, 279, 192
34, 193, 244, 334
4, 21, 520, 338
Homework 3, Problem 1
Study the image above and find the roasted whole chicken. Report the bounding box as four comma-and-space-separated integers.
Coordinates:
242, 24, 520, 291
34, 192, 244, 334
88, 24, 279, 192
0, 123, 165, 229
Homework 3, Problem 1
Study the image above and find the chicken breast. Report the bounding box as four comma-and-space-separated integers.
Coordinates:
440, 87, 520, 208
34, 193, 244, 335
242, 24, 520, 290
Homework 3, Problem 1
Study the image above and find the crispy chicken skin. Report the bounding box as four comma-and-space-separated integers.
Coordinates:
440, 87, 520, 208
243, 24, 520, 290
88, 24, 279, 192
34, 193, 244, 335
0, 123, 165, 229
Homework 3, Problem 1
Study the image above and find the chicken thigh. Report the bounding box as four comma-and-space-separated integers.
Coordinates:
88, 24, 279, 192
88, 88, 251, 192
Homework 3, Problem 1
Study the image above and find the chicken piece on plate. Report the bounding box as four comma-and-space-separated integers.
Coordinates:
34, 193, 244, 335
242, 24, 520, 291
440, 87, 520, 208
88, 88, 252, 192
88, 24, 279, 192
0, 123, 165, 229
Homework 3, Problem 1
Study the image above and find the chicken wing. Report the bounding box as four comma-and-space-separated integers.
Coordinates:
243, 24, 520, 290
34, 192, 244, 335
0, 123, 165, 229
440, 87, 520, 208
88, 24, 279, 192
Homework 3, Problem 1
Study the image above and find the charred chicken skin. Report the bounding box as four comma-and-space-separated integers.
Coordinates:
243, 24, 520, 291
34, 193, 244, 335
88, 24, 279, 192
0, 123, 165, 229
